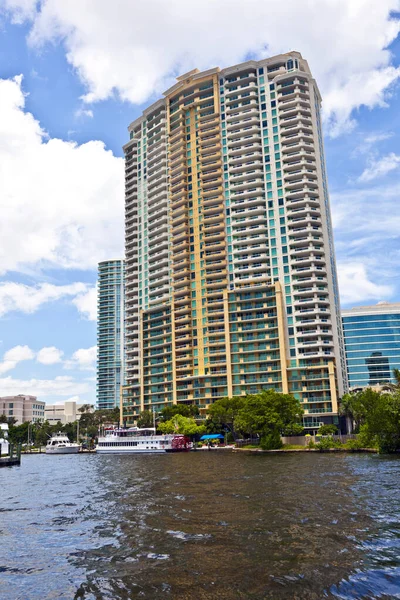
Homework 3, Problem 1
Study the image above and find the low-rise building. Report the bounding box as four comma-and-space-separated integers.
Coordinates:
44, 401, 91, 425
0, 395, 45, 424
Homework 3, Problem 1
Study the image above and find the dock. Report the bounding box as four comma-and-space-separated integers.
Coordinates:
0, 443, 22, 467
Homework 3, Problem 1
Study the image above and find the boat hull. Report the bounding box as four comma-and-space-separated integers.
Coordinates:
45, 447, 81, 454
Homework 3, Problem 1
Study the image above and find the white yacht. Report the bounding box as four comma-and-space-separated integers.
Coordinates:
46, 432, 81, 454
95, 427, 191, 454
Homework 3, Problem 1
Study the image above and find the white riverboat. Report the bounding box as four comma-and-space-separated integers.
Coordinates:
95, 427, 191, 454
46, 432, 81, 454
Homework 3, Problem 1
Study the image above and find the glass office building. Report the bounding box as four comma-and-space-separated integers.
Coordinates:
97, 260, 125, 409
342, 303, 400, 388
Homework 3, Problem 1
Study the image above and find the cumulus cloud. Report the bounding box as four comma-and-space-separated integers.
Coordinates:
0, 281, 96, 318
36, 346, 64, 365
71, 285, 97, 321
3, 0, 400, 135
358, 152, 400, 181
64, 346, 97, 371
0, 344, 35, 374
338, 262, 393, 306
0, 75, 123, 275
0, 374, 92, 398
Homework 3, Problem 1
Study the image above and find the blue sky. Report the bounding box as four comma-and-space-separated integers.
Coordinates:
0, 0, 400, 404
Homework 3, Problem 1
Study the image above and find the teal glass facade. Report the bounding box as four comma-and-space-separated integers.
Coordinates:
97, 260, 125, 410
342, 305, 400, 388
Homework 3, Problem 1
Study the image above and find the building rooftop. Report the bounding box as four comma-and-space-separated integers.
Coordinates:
342, 302, 400, 316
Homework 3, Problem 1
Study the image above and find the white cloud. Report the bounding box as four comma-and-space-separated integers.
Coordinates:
65, 395, 81, 402
331, 182, 400, 237
353, 131, 394, 156
0, 281, 95, 318
36, 346, 64, 365
0, 374, 92, 398
4, 345, 35, 362
74, 107, 93, 119
0, 75, 123, 275
71, 285, 97, 321
3, 0, 400, 135
64, 346, 96, 371
358, 152, 400, 181
338, 262, 393, 306
0, 344, 35, 374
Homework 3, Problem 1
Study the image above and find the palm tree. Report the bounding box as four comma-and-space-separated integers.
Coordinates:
382, 369, 400, 392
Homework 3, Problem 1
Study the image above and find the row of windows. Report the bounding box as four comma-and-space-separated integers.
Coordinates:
345, 325, 400, 340
346, 344, 400, 352
344, 326, 400, 340
99, 440, 167, 447
347, 363, 400, 374
349, 377, 395, 385
343, 315, 400, 325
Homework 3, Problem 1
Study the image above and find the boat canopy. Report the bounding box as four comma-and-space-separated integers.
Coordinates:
200, 434, 224, 440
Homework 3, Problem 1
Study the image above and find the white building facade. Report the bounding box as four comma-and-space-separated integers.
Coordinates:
44, 401, 90, 425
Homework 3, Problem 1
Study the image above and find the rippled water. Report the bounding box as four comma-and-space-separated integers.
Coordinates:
1, 452, 400, 599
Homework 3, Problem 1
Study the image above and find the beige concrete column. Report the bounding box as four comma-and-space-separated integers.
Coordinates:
223, 289, 233, 398
275, 281, 289, 394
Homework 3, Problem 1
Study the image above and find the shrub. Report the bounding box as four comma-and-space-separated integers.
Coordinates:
316, 436, 342, 451
318, 424, 338, 435
260, 431, 283, 450
344, 438, 363, 451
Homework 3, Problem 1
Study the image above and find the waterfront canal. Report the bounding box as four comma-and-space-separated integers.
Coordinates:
1, 452, 400, 599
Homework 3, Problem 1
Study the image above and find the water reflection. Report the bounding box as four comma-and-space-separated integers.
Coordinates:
1, 453, 400, 599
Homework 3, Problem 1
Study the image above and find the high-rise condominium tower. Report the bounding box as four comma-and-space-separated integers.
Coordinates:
123, 51, 347, 430
97, 260, 125, 410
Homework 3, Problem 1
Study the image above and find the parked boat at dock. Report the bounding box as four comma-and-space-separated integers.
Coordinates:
46, 432, 81, 454
95, 427, 190, 454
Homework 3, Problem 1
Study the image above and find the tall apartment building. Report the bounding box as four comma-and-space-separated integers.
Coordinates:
123, 51, 347, 430
97, 260, 125, 410
342, 302, 400, 389
0, 395, 45, 424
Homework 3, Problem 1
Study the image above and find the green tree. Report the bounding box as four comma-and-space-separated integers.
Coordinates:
361, 392, 400, 453
207, 396, 245, 440
318, 424, 338, 436
282, 423, 304, 436
159, 404, 199, 422
8, 421, 31, 445
340, 387, 400, 453
235, 390, 304, 450
204, 416, 225, 435
137, 410, 154, 428
158, 415, 206, 436
340, 388, 381, 432
383, 368, 400, 392
0, 414, 17, 425
33, 421, 54, 446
